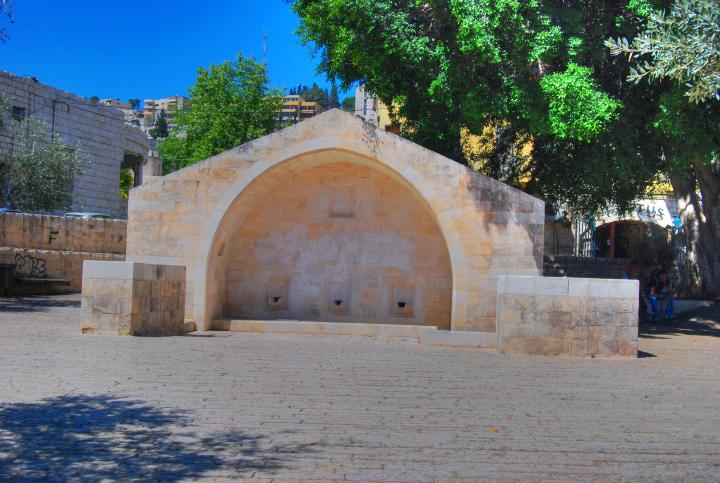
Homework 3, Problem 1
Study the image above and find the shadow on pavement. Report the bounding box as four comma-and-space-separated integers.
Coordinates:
640, 303, 720, 340
0, 394, 316, 481
0, 296, 81, 313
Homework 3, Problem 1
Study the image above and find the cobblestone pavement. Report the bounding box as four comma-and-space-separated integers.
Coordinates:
1, 295, 719, 481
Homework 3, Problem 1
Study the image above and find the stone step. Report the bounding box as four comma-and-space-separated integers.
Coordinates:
183, 319, 197, 333
211, 319, 497, 348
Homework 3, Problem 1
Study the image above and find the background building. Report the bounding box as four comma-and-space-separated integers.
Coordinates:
279, 95, 321, 123
0, 71, 160, 218
100, 98, 132, 109
354, 85, 394, 131
143, 96, 188, 131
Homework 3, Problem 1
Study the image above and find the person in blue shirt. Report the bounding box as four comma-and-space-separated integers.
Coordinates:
647, 269, 675, 321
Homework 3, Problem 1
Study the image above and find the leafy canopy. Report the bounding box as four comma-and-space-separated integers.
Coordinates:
160, 54, 281, 171
1, 118, 85, 212
290, 0, 667, 215
539, 63, 622, 142
607, 0, 720, 103
150, 109, 169, 140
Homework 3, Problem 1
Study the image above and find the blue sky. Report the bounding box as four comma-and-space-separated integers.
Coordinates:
0, 1, 340, 101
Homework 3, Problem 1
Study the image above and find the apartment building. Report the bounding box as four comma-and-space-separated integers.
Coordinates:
143, 96, 188, 129
279, 95, 321, 123
354, 85, 395, 131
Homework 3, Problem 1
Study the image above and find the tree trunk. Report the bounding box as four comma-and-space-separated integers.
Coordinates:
671, 162, 720, 299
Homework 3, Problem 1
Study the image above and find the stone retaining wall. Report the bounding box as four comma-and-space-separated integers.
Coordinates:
496, 275, 639, 357
81, 261, 185, 336
0, 247, 123, 291
0, 212, 127, 293
0, 213, 126, 254
0, 70, 153, 218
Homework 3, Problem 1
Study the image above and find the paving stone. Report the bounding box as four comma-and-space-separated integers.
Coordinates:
0, 294, 719, 481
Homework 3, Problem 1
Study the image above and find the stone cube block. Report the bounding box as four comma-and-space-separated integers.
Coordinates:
497, 275, 638, 358
81, 261, 186, 336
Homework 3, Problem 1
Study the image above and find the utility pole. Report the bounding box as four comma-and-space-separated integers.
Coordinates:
297, 82, 301, 124
262, 31, 268, 66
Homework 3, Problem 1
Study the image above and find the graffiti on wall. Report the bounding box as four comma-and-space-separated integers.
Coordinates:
14, 253, 48, 279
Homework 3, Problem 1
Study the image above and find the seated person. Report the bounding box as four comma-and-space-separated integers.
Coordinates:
648, 269, 675, 320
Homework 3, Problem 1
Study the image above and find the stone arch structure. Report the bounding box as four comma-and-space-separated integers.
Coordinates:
204, 150, 454, 329
126, 110, 545, 335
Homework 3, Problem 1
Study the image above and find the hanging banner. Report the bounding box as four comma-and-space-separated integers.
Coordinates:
597, 198, 681, 229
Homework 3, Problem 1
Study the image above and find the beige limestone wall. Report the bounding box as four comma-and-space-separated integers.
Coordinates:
0, 213, 126, 254
0, 212, 127, 292
0, 247, 123, 290
0, 71, 152, 218
81, 261, 185, 336
496, 276, 639, 357
223, 162, 452, 328
127, 110, 545, 331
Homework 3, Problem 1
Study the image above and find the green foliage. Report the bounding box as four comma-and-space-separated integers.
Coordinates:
654, 86, 720, 170
1, 118, 85, 212
627, 0, 655, 17
128, 98, 141, 109
150, 109, 169, 139
540, 64, 623, 141
158, 136, 187, 175
160, 53, 282, 171
329, 84, 340, 109
341, 96, 355, 111
296, 83, 331, 109
289, 0, 668, 214
119, 170, 134, 199
607, 0, 720, 103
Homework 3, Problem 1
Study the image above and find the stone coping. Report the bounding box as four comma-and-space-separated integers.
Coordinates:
213, 319, 497, 348
83, 261, 185, 281
497, 275, 639, 298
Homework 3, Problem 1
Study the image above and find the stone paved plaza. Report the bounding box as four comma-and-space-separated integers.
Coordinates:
1, 295, 719, 481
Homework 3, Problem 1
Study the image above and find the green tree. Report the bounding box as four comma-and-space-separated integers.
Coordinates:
329, 84, 340, 109
289, 0, 665, 210
159, 53, 282, 171
607, 0, 719, 104
289, 0, 720, 296
128, 98, 141, 109
1, 118, 85, 212
607, 0, 720, 296
341, 96, 355, 111
299, 82, 330, 109
119, 170, 134, 199
150, 109, 169, 139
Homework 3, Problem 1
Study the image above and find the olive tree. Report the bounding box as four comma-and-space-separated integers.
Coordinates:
1, 117, 85, 212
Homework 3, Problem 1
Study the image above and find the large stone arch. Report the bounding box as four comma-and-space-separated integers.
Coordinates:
200, 145, 468, 330
126, 110, 545, 337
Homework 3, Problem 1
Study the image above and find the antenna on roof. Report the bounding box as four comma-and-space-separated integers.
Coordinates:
262, 30, 268, 66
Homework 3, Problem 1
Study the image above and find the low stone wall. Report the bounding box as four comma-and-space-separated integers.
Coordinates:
0, 247, 123, 291
496, 275, 639, 357
0, 213, 126, 254
0, 212, 127, 294
81, 261, 186, 336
